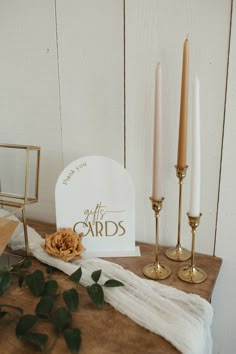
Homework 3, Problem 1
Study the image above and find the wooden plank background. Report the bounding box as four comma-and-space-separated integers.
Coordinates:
125, 0, 231, 255
55, 0, 124, 166
0, 0, 63, 221
0, 1, 235, 353
212, 1, 236, 353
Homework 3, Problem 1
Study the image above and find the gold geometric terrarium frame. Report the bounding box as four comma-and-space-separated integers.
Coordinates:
0, 144, 41, 256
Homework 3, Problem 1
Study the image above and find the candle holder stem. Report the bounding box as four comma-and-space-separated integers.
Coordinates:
143, 198, 171, 280
165, 166, 191, 261
154, 210, 159, 264
178, 213, 207, 283
177, 175, 184, 247
190, 222, 196, 270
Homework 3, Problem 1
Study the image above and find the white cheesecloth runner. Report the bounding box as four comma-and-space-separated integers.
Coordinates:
1, 209, 213, 354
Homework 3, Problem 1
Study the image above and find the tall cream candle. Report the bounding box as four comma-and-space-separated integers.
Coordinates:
189, 76, 200, 216
177, 38, 189, 168
152, 63, 163, 201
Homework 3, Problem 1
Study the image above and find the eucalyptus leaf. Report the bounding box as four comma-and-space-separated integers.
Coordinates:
69, 268, 82, 284
10, 258, 31, 272
103, 279, 124, 287
10, 259, 25, 271
51, 307, 72, 331
63, 289, 79, 312
64, 328, 81, 354
0, 269, 13, 296
26, 270, 45, 296
18, 275, 25, 288
22, 259, 32, 269
91, 269, 102, 283
16, 314, 38, 337
22, 331, 48, 350
86, 284, 104, 309
43, 280, 58, 296
35, 296, 54, 318
46, 265, 57, 274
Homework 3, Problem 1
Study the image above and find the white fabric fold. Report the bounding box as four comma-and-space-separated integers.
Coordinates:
1, 209, 213, 354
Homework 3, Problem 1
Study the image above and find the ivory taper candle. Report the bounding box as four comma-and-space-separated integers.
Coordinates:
177, 38, 189, 168
152, 63, 163, 201
189, 76, 201, 216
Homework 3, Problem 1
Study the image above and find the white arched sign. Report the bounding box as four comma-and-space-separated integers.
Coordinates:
55, 156, 139, 257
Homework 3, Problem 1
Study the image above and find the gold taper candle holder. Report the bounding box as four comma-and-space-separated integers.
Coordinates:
165, 165, 191, 261
178, 213, 207, 283
143, 197, 171, 280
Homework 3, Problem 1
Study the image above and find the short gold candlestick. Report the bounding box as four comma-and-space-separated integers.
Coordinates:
143, 197, 171, 280
178, 213, 207, 283
165, 165, 191, 261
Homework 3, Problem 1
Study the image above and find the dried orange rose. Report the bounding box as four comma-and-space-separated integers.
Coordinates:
44, 228, 85, 262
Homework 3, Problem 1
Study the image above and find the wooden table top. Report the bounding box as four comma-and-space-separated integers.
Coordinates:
0, 220, 222, 354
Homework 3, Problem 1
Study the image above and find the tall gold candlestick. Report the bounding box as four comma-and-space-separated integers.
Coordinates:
143, 197, 171, 280
178, 213, 207, 283
165, 166, 191, 261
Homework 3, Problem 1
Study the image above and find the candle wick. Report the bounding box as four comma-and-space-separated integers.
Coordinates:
186, 34, 189, 39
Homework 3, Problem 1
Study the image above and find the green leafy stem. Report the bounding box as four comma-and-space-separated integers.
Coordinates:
0, 258, 124, 353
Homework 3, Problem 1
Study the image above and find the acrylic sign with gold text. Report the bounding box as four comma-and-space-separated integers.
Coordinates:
55, 156, 139, 257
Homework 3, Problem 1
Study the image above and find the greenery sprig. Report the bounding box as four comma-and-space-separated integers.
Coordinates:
0, 258, 124, 353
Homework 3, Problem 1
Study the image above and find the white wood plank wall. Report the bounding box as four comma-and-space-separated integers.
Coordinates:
0, 0, 63, 222
0, 0, 124, 221
0, 1, 235, 353
125, 0, 231, 255
212, 0, 236, 352
55, 0, 124, 166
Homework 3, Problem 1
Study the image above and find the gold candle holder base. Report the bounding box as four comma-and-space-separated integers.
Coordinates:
143, 197, 171, 281
165, 166, 191, 262
178, 213, 207, 284
178, 265, 207, 283
143, 262, 171, 280
165, 245, 191, 262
